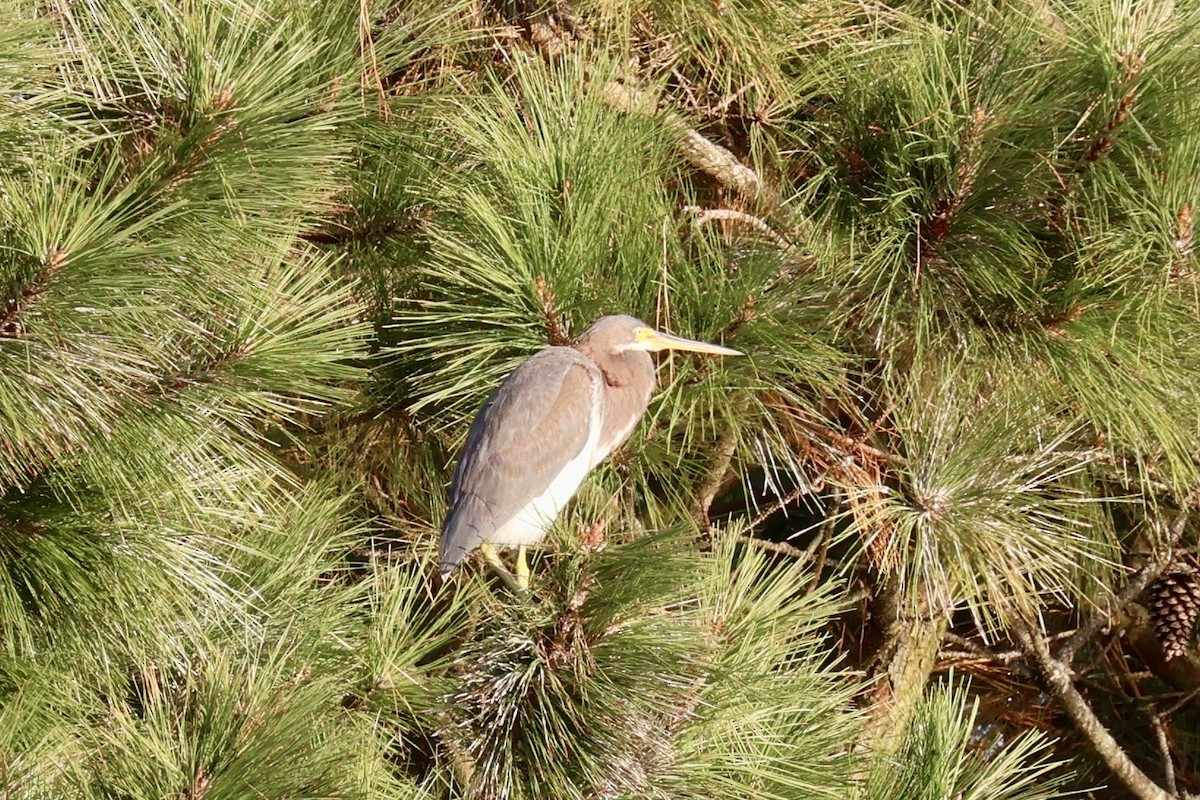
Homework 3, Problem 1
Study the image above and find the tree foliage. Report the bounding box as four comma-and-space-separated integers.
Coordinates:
2, 0, 1199, 797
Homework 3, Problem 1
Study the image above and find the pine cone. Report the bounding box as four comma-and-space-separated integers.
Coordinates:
1147, 565, 1200, 660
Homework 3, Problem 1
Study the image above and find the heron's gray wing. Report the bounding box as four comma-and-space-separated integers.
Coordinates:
439, 347, 601, 572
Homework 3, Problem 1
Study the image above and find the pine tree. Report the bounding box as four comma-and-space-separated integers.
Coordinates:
2, 0, 1199, 798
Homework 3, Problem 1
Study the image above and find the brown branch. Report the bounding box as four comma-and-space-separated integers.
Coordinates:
162, 112, 239, 192
941, 631, 1060, 665
696, 425, 738, 526
780, 407, 907, 469
736, 534, 811, 560
1059, 503, 1193, 665
534, 276, 571, 345
358, 0, 391, 121
682, 205, 792, 248
1058, 563, 1170, 666
1176, 204, 1193, 258
745, 484, 809, 532
807, 512, 836, 591
1, 249, 68, 338
1080, 89, 1134, 167
1160, 687, 1200, 718
859, 583, 948, 759
601, 82, 768, 203
923, 106, 989, 245
1014, 620, 1173, 800
300, 204, 430, 246
142, 342, 255, 401
517, 1, 786, 219
1077, 50, 1144, 171
1149, 714, 1178, 797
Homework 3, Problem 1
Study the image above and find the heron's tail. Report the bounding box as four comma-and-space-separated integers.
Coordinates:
438, 503, 484, 580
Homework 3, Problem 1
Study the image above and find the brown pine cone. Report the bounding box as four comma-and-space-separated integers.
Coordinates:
1147, 564, 1200, 661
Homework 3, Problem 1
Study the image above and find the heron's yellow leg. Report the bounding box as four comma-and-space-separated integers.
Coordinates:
516, 545, 530, 589
479, 543, 525, 595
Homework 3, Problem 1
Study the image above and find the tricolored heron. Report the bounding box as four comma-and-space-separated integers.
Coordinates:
439, 315, 740, 588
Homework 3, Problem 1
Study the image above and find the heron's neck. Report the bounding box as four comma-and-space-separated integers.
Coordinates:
579, 347, 656, 462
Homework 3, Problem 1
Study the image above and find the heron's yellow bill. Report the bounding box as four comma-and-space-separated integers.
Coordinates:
638, 327, 742, 356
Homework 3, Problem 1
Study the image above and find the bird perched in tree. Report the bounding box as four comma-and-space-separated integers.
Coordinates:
439, 315, 740, 588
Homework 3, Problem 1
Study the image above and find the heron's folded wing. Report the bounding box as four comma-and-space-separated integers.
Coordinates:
439, 348, 601, 567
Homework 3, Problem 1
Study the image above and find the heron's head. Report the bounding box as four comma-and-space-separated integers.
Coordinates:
578, 315, 741, 357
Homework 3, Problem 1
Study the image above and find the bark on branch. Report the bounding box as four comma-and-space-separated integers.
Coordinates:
600, 82, 769, 204
683, 205, 791, 248
695, 425, 738, 526
1058, 562, 1171, 666
1014, 620, 1174, 800
1059, 503, 1193, 666
520, 5, 788, 238
856, 579, 947, 760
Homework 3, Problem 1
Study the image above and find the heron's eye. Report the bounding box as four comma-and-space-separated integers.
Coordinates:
616, 328, 654, 353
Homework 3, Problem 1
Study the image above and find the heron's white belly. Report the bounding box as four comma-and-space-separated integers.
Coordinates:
486, 397, 602, 548
485, 454, 592, 546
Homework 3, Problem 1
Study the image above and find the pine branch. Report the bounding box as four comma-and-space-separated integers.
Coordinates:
0, 249, 67, 338
1013, 619, 1174, 800
1058, 562, 1171, 667
533, 276, 571, 346
511, 5, 772, 205
695, 423, 737, 525
1076, 50, 1144, 172
601, 81, 767, 203
921, 106, 989, 255
1149, 713, 1177, 798
736, 533, 811, 560
683, 205, 791, 248
858, 582, 948, 760
1059, 503, 1193, 665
